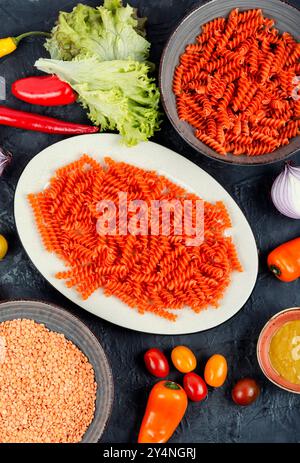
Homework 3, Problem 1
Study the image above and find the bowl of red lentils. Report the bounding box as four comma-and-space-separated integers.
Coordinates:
0, 299, 114, 443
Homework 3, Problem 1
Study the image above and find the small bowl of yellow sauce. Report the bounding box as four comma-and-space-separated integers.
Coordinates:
257, 308, 300, 393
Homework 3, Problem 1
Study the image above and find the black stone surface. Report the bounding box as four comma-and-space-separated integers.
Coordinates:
0, 0, 300, 443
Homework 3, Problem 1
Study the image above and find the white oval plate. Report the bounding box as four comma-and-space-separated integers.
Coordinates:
14, 134, 258, 335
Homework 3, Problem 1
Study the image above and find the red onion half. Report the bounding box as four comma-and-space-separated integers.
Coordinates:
0, 147, 12, 177
271, 163, 300, 219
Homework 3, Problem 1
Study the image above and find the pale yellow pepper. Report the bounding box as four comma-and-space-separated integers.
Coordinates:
0, 37, 17, 58
0, 235, 8, 260
0, 31, 50, 58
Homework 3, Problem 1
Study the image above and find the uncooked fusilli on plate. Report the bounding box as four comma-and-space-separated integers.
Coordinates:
28, 156, 242, 321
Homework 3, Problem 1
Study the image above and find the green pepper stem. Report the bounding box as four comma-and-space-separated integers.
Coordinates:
14, 31, 51, 45
269, 265, 281, 277
164, 381, 181, 390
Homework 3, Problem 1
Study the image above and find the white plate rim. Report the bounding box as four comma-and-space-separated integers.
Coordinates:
14, 134, 258, 335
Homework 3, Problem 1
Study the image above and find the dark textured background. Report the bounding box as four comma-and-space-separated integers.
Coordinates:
0, 0, 300, 443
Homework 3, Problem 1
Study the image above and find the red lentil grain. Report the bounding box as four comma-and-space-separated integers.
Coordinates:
0, 319, 97, 443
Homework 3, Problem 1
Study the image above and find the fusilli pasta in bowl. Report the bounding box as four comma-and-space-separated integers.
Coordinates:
160, 0, 300, 164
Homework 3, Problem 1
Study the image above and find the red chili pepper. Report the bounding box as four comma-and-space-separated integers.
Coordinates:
0, 106, 99, 135
12, 75, 77, 106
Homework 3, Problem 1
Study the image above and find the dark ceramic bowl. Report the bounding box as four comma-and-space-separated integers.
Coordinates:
0, 300, 114, 442
159, 0, 300, 165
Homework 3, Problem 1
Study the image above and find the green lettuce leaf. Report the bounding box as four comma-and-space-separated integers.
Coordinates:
35, 57, 161, 146
45, 1, 150, 62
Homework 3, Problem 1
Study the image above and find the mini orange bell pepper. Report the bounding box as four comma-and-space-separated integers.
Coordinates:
138, 380, 188, 443
267, 237, 300, 282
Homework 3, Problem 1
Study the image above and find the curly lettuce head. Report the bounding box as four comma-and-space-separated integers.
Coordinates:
45, 0, 150, 62
35, 57, 161, 146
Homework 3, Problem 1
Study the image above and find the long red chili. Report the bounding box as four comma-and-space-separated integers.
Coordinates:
0, 106, 99, 135
12, 75, 77, 106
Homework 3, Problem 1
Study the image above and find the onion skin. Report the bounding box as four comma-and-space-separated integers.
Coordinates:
0, 147, 12, 176
271, 163, 300, 220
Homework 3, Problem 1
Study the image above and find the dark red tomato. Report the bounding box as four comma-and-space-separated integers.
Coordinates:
232, 378, 260, 406
183, 372, 208, 402
144, 348, 170, 378
12, 75, 77, 106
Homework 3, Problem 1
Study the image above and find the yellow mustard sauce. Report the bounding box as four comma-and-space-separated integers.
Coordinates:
269, 320, 300, 385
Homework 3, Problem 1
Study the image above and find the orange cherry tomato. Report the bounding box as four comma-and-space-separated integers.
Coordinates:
204, 354, 228, 387
171, 346, 197, 373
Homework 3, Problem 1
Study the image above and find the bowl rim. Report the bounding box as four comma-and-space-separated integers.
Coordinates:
159, 0, 300, 166
257, 307, 300, 394
0, 298, 114, 442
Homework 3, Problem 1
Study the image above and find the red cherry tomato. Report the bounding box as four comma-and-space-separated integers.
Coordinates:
232, 378, 260, 406
183, 372, 208, 402
144, 348, 170, 378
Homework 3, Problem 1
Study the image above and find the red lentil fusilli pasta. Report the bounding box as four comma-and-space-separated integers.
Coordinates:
173, 8, 300, 156
28, 156, 242, 321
